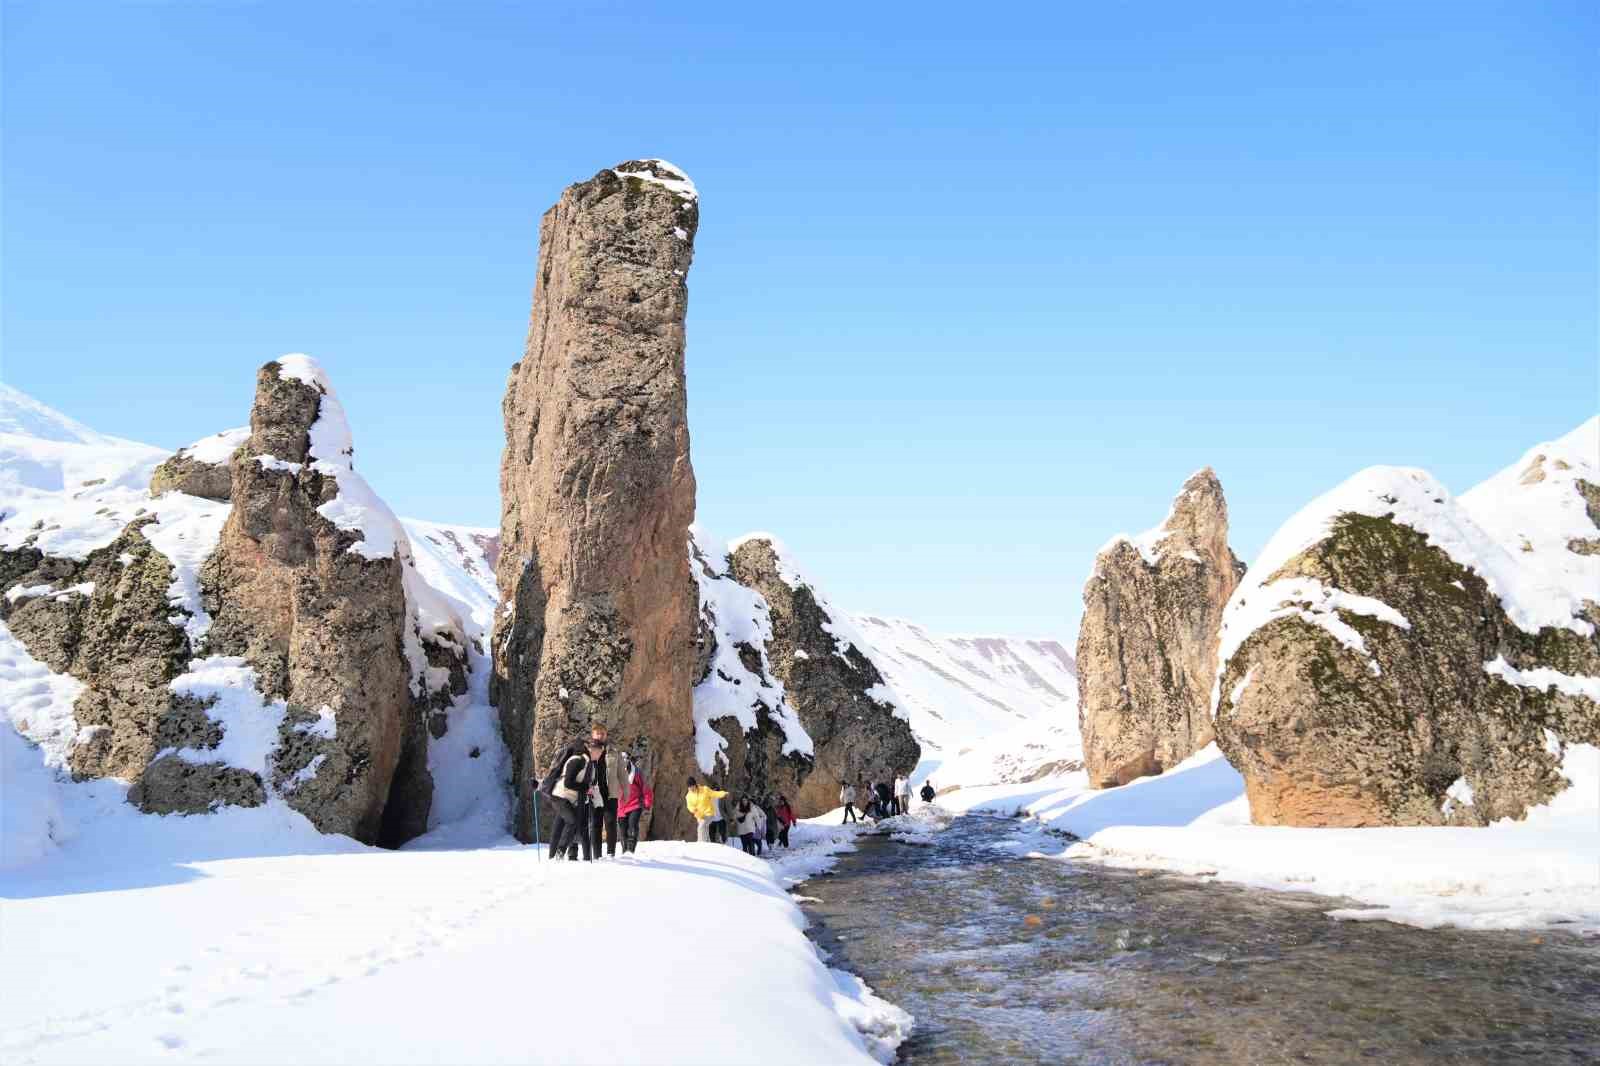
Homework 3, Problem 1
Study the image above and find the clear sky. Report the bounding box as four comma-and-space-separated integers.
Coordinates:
3, 2, 1595, 636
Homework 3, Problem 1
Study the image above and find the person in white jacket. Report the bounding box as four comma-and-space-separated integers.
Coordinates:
734, 796, 767, 856
839, 782, 859, 825
895, 774, 911, 815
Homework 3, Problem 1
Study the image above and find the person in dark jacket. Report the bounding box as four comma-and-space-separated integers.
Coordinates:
774, 794, 797, 848
761, 794, 779, 850
585, 724, 616, 859
920, 780, 936, 804
537, 725, 609, 858
548, 739, 603, 861
874, 780, 893, 820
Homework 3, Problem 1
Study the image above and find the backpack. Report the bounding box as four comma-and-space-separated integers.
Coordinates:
920, 783, 935, 802
537, 743, 578, 797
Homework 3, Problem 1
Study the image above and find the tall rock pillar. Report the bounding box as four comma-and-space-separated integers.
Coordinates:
493, 160, 700, 841
1077, 468, 1245, 787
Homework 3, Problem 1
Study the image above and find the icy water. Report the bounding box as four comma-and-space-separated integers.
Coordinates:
800, 816, 1600, 1065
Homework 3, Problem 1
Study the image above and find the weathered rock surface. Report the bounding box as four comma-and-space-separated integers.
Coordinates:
492, 160, 701, 841
1, 518, 205, 784
198, 358, 429, 844
689, 532, 816, 806
149, 428, 247, 502
1077, 469, 1245, 788
723, 537, 920, 816
1213, 441, 1600, 827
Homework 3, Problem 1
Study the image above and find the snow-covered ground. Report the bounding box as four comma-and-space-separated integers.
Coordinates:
936, 741, 1600, 933
0, 811, 908, 1065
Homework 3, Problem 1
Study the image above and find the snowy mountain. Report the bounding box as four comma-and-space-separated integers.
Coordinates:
849, 615, 1081, 788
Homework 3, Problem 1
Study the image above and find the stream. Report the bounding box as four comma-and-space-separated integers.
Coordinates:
799, 815, 1600, 1065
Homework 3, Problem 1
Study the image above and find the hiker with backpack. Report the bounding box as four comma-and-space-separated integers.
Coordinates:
874, 779, 893, 820
774, 794, 797, 848
614, 750, 653, 854
547, 738, 604, 861
839, 781, 859, 824
685, 777, 728, 843
536, 724, 609, 858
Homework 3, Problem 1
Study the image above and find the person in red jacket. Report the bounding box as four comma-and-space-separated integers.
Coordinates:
614, 751, 654, 854
773, 794, 798, 849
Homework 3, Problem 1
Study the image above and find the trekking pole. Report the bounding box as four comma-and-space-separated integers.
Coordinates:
532, 786, 542, 860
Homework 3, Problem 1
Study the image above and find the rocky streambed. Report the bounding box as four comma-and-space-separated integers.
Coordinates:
800, 815, 1600, 1065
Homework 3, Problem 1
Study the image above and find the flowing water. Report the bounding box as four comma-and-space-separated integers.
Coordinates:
800, 815, 1600, 1065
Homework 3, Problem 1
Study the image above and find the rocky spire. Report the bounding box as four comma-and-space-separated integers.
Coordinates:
1076, 468, 1245, 787
492, 160, 700, 841
200, 357, 424, 843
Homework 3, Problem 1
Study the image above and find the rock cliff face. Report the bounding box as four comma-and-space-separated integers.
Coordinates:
492, 160, 700, 841
199, 358, 433, 844
721, 537, 920, 816
1076, 469, 1244, 788
1213, 428, 1600, 827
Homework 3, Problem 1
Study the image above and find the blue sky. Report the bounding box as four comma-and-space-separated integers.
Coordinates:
3, 2, 1595, 635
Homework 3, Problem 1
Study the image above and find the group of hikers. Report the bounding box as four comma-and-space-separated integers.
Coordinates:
538, 723, 654, 861
685, 779, 798, 855
537, 721, 934, 859
535, 721, 802, 860
839, 774, 934, 823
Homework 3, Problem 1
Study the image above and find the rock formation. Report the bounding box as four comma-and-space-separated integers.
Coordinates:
1213, 428, 1600, 827
149, 428, 247, 502
199, 357, 436, 844
722, 537, 920, 816
492, 160, 701, 841
689, 531, 816, 806
1, 358, 455, 844
1076, 468, 1244, 787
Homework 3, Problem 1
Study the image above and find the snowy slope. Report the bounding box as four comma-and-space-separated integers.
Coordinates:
850, 614, 1080, 788
1458, 416, 1599, 621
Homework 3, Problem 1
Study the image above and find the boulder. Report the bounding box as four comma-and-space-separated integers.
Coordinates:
148, 428, 248, 501
492, 160, 701, 841
1076, 469, 1244, 787
1213, 427, 1600, 827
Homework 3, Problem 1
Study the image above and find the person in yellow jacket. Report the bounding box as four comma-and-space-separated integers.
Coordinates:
685, 777, 727, 843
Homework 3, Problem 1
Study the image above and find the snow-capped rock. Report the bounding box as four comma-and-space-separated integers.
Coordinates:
1213, 427, 1600, 828
1077, 468, 1244, 788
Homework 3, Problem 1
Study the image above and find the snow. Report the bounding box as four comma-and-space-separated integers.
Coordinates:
163, 657, 288, 776
612, 158, 698, 201
1213, 462, 1594, 716
1459, 416, 1599, 622
176, 426, 249, 465
1484, 655, 1600, 701
936, 742, 1600, 933
142, 493, 230, 645
0, 761, 901, 1065
0, 385, 169, 560
688, 526, 816, 773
